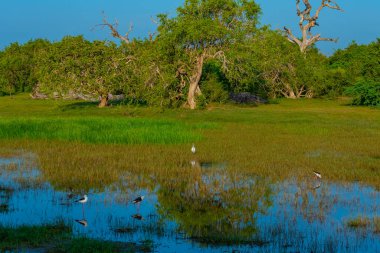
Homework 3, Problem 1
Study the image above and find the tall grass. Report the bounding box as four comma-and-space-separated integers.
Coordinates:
0, 118, 211, 144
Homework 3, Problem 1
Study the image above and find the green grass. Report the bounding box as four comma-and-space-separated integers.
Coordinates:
0, 221, 71, 250
0, 94, 379, 190
0, 222, 150, 252
0, 118, 208, 144
52, 238, 127, 253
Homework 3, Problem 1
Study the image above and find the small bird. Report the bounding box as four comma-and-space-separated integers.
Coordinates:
132, 196, 144, 204
131, 214, 144, 220
75, 219, 88, 227
75, 195, 88, 204
313, 171, 322, 179
191, 144, 196, 154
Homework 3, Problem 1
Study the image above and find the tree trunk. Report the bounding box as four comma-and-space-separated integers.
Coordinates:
98, 94, 108, 108
283, 83, 297, 99
187, 54, 204, 110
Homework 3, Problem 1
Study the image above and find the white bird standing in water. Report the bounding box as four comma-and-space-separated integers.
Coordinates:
75, 195, 88, 204
191, 143, 196, 154
75, 194, 88, 216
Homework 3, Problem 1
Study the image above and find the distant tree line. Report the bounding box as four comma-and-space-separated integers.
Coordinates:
0, 0, 379, 108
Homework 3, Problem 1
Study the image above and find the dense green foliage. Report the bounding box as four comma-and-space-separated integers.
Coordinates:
344, 81, 380, 107
0, 0, 378, 107
0, 39, 50, 96
225, 30, 329, 99
327, 39, 380, 98
38, 36, 130, 102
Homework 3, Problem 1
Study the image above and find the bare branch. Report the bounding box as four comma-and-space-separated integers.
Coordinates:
283, 26, 302, 47
150, 16, 159, 25
284, 0, 342, 53
95, 13, 132, 44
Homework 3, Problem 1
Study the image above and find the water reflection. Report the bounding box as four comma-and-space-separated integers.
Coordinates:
0, 156, 379, 253
75, 219, 88, 227
156, 167, 272, 245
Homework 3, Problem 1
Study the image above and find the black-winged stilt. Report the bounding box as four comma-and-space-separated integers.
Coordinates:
75, 195, 88, 204
132, 196, 144, 204
75, 195, 88, 216
191, 144, 196, 154
313, 171, 322, 179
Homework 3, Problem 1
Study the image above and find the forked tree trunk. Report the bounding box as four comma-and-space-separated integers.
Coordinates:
187, 55, 204, 109
98, 94, 108, 108
283, 84, 305, 99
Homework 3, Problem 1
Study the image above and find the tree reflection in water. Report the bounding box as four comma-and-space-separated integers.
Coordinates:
155, 166, 273, 245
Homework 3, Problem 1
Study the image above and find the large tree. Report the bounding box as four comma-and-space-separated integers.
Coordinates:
38, 36, 132, 107
284, 0, 343, 53
226, 30, 328, 99
156, 0, 261, 109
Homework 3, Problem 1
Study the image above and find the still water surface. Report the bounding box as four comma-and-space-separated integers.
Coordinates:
0, 157, 379, 252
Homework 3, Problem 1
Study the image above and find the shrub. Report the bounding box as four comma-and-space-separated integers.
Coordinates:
344, 81, 380, 107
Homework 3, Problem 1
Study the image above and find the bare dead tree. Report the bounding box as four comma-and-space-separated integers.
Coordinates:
284, 0, 343, 53
95, 13, 133, 44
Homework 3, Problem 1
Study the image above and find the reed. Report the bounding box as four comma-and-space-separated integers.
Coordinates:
374, 217, 380, 233
346, 217, 371, 228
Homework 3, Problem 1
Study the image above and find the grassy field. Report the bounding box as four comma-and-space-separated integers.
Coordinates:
0, 94, 379, 190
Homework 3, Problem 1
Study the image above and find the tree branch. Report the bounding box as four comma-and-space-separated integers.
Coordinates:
95, 13, 132, 44
284, 0, 342, 53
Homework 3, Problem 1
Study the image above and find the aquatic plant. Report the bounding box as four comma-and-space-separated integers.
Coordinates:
346, 216, 371, 228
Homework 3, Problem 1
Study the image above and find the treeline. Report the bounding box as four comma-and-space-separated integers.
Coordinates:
0, 0, 379, 108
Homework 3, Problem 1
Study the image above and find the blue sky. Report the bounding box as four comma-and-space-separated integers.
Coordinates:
1, 0, 379, 55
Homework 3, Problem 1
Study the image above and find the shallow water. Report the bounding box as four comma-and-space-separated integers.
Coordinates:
0, 157, 379, 252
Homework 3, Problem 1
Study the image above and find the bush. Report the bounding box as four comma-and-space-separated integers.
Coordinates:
344, 81, 380, 107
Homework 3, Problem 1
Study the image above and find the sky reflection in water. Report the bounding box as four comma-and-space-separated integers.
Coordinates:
0, 157, 379, 253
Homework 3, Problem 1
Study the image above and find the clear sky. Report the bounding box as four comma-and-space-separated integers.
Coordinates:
1, 0, 379, 55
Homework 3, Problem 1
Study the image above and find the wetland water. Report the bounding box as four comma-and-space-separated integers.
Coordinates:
0, 156, 379, 252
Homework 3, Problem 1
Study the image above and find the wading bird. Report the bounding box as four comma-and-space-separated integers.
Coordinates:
132, 196, 144, 204
75, 194, 88, 204
313, 171, 322, 179
75, 194, 88, 216
191, 144, 196, 154
132, 195, 144, 213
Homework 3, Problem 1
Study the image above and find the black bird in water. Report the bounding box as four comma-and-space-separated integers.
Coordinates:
132, 196, 144, 204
